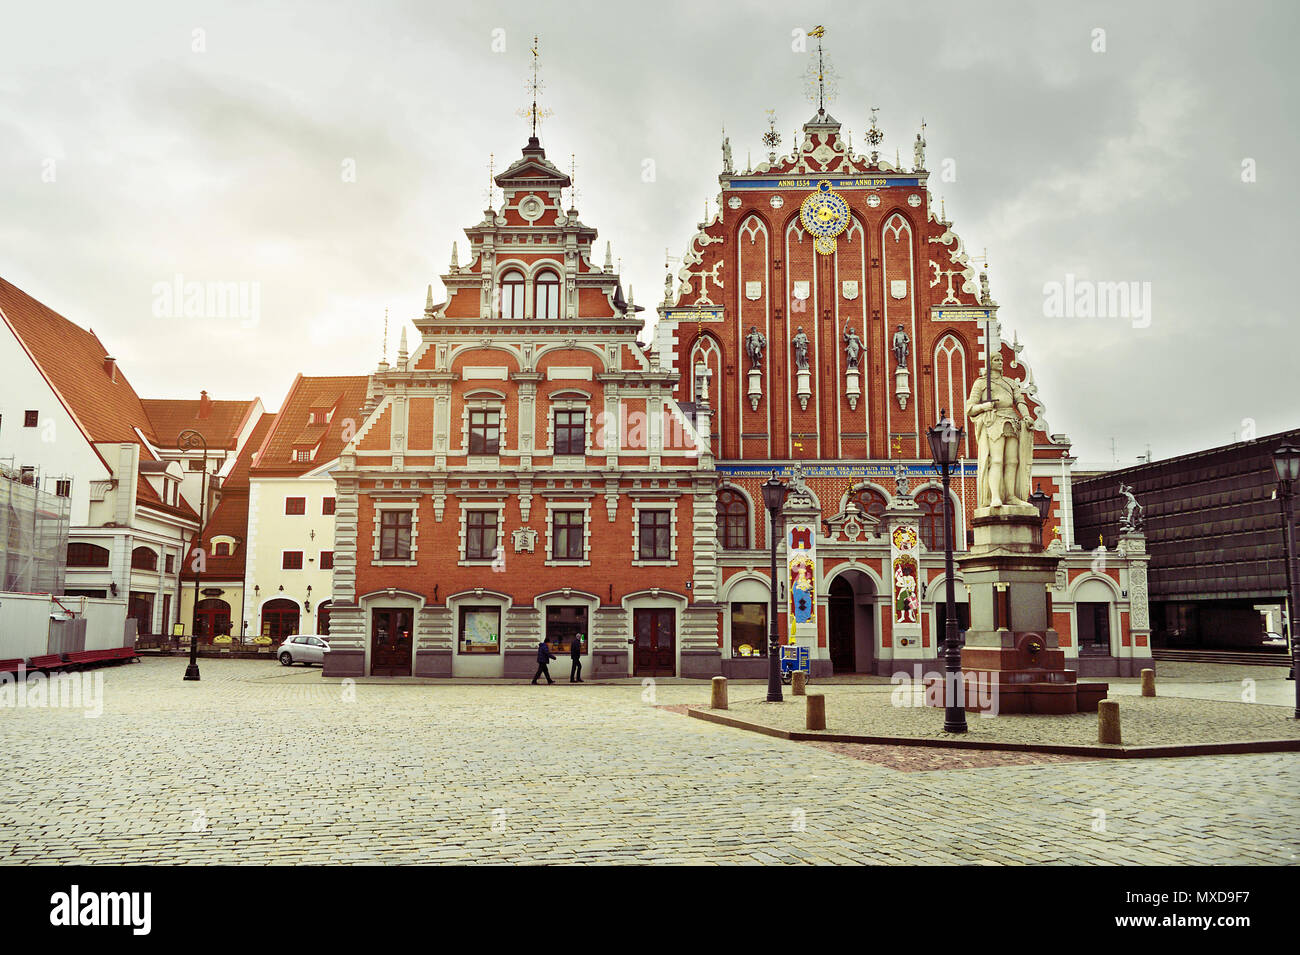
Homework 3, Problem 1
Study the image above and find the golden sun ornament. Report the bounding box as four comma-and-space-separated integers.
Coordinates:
799, 180, 850, 255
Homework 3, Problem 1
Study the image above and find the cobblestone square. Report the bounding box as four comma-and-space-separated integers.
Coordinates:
1, 658, 1296, 865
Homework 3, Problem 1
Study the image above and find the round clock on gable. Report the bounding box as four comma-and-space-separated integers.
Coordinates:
799, 179, 850, 255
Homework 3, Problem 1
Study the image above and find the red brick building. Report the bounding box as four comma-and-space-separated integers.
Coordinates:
323, 136, 723, 678
652, 104, 1148, 677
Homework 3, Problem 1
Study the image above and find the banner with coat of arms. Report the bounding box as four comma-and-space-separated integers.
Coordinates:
787, 523, 818, 641
890, 523, 921, 630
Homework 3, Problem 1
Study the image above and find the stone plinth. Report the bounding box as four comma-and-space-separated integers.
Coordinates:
927, 508, 1108, 715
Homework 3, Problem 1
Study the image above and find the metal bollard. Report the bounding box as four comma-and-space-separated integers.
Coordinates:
1098, 699, 1121, 745
1140, 668, 1156, 697
792, 671, 806, 696
806, 693, 826, 730
710, 676, 728, 710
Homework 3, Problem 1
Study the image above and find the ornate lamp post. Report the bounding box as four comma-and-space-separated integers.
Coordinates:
1271, 442, 1300, 714
761, 472, 790, 703
927, 410, 966, 733
1029, 483, 1052, 536
178, 429, 208, 682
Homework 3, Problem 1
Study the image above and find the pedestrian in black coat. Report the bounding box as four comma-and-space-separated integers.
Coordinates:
532, 640, 556, 685
569, 633, 584, 683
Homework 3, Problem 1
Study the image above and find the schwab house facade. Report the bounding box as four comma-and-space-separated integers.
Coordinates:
323, 136, 723, 679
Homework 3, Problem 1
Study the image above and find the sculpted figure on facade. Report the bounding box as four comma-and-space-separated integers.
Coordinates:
792, 327, 810, 370
745, 326, 766, 368
964, 352, 1034, 509
843, 326, 862, 370
892, 324, 910, 368
1119, 482, 1145, 533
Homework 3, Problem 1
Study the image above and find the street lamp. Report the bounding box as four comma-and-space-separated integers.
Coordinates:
927, 410, 966, 733
761, 471, 790, 703
1029, 484, 1052, 546
1271, 442, 1300, 714
178, 428, 208, 682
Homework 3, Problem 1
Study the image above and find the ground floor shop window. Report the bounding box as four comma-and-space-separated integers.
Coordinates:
459, 605, 501, 654
545, 605, 587, 654
730, 602, 767, 657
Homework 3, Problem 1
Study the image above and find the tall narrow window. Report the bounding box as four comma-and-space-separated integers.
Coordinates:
551, 510, 585, 561
716, 489, 749, 550
554, 409, 585, 456
380, 510, 413, 560
466, 510, 499, 560
469, 409, 501, 454
534, 269, 560, 319
638, 509, 672, 560
500, 270, 525, 318
916, 488, 955, 551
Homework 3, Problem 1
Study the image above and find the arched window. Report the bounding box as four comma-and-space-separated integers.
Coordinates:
916, 488, 956, 552
500, 270, 525, 318
67, 542, 111, 568
214, 541, 232, 557
131, 546, 158, 572
717, 488, 749, 550
317, 600, 333, 636
847, 486, 888, 523
261, 598, 300, 642
534, 269, 560, 319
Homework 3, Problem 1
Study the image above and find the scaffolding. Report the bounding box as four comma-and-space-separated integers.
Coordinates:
0, 462, 71, 595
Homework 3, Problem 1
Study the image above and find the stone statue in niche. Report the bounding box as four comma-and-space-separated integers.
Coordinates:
843, 327, 863, 370
892, 324, 910, 368
745, 326, 767, 369
964, 351, 1034, 509
1119, 483, 1145, 533
792, 327, 810, 370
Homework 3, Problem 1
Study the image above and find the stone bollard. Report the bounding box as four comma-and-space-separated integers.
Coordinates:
792, 671, 806, 696
806, 693, 826, 730
1140, 668, 1156, 697
710, 676, 728, 710
1098, 699, 1121, 745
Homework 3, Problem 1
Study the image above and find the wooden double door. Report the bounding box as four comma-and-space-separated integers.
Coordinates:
633, 609, 675, 676
371, 607, 414, 676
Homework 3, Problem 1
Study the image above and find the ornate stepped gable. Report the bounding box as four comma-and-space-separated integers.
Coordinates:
658, 106, 1060, 468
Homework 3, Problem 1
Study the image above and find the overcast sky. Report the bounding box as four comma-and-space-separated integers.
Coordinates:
2, 0, 1295, 465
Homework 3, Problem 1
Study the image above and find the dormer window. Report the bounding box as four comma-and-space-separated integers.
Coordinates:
535, 269, 560, 319
500, 270, 525, 319
294, 449, 311, 463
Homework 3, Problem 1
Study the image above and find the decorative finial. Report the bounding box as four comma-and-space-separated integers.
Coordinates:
449, 242, 459, 272
568, 153, 577, 210
379, 307, 389, 368
516, 35, 553, 139
762, 109, 781, 163
425, 284, 434, 310
485, 153, 495, 211
806, 25, 830, 113
604, 241, 612, 272
865, 105, 883, 164
397, 326, 408, 365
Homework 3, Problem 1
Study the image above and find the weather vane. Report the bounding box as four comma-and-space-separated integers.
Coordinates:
516, 35, 554, 137
803, 25, 838, 111
762, 109, 781, 162
865, 105, 884, 163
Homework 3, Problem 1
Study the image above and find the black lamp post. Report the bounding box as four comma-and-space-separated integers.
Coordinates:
178, 429, 208, 682
927, 410, 966, 733
761, 471, 789, 703
1030, 483, 1052, 532
1271, 442, 1300, 715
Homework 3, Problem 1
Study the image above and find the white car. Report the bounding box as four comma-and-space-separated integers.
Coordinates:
278, 634, 330, 667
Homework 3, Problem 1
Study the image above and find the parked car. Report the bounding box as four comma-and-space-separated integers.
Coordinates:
1262, 631, 1289, 649
278, 634, 330, 667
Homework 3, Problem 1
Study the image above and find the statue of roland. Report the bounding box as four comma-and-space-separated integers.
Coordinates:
964, 351, 1035, 509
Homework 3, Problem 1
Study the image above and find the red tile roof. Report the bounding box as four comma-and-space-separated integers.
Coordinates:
142, 397, 259, 450
0, 275, 158, 445
182, 412, 276, 581
252, 375, 369, 478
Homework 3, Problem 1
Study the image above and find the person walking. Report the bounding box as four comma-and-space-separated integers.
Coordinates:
532, 638, 556, 685
569, 633, 584, 683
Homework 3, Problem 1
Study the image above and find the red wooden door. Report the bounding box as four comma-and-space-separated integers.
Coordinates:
633, 609, 675, 676
371, 608, 414, 676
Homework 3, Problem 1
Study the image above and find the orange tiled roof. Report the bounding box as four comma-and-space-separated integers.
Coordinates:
252, 375, 368, 478
181, 412, 276, 580
142, 397, 259, 450
0, 275, 157, 445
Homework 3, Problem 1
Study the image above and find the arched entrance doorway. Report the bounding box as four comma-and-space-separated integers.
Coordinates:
195, 598, 232, 640
316, 600, 333, 636
261, 598, 300, 642
827, 569, 876, 674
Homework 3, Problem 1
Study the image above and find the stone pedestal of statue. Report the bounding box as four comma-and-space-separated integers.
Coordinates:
795, 368, 811, 411
926, 506, 1108, 715
747, 367, 763, 411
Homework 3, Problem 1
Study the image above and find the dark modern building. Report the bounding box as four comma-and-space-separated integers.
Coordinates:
1073, 428, 1299, 651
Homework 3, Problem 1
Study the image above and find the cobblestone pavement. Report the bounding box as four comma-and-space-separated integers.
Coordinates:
0, 658, 1296, 865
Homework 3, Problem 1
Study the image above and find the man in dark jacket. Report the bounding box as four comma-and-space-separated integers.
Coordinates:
569, 633, 584, 683
532, 639, 556, 685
